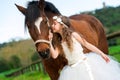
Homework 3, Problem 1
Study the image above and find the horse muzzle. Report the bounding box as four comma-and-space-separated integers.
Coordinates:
38, 49, 50, 59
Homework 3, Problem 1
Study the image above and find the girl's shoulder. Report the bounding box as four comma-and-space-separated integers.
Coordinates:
71, 32, 80, 38
72, 32, 77, 36
71, 32, 85, 45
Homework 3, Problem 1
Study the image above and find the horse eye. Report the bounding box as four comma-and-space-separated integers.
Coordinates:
43, 19, 47, 24
45, 21, 47, 24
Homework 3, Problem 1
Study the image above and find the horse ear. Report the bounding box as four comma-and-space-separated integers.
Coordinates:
15, 4, 26, 15
39, 0, 45, 9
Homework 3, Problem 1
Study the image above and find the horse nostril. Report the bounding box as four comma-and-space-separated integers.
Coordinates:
46, 49, 50, 54
38, 49, 50, 59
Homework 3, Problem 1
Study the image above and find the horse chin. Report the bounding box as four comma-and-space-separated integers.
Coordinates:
38, 49, 50, 59
39, 53, 50, 59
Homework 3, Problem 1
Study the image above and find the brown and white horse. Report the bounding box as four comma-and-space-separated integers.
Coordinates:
15, 0, 108, 80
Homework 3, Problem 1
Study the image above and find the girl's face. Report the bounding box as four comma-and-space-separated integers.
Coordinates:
52, 21, 62, 33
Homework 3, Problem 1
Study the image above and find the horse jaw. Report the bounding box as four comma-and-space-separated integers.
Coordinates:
15, 4, 26, 15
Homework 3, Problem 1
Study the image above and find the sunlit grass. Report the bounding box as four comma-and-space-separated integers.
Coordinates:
109, 45, 120, 54
109, 45, 120, 62
0, 71, 50, 80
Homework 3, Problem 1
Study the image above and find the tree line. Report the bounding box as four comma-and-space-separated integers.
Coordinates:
82, 5, 120, 34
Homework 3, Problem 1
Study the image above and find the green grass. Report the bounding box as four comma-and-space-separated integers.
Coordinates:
0, 69, 19, 79
109, 45, 120, 54
0, 45, 119, 80
0, 71, 50, 80
109, 45, 120, 62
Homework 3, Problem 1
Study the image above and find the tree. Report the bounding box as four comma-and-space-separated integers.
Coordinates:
0, 58, 10, 73
9, 55, 22, 69
31, 52, 40, 62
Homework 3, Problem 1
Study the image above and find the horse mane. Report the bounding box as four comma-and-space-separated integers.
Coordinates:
25, 1, 61, 25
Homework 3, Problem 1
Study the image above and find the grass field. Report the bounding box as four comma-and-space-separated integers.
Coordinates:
0, 45, 120, 80
109, 45, 120, 62
0, 71, 50, 80
109, 45, 120, 54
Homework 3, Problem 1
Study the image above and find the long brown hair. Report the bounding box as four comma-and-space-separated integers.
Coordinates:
61, 16, 73, 51
62, 27, 73, 51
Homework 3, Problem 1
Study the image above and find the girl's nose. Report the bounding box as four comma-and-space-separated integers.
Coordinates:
51, 24, 54, 28
51, 24, 53, 27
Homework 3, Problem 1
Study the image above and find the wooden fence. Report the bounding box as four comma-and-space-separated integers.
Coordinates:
5, 31, 120, 77
5, 60, 46, 77
107, 31, 120, 46
107, 31, 120, 40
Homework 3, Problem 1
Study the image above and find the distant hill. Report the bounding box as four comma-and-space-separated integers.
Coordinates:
0, 39, 37, 66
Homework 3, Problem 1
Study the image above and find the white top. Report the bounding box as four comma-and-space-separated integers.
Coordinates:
61, 36, 86, 65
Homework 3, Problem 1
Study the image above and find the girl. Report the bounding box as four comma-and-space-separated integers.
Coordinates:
49, 15, 120, 80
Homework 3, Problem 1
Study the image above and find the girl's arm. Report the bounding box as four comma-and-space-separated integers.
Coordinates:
72, 32, 110, 63
49, 30, 59, 59
49, 43, 59, 59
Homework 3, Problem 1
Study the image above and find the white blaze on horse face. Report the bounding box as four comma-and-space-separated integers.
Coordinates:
35, 17, 43, 34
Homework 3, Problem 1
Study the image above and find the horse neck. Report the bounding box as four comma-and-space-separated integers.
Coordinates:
68, 19, 79, 30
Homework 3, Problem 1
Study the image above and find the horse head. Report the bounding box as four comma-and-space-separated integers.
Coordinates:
15, 0, 61, 59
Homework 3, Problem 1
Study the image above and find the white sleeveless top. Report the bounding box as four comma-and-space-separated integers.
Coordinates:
61, 36, 86, 66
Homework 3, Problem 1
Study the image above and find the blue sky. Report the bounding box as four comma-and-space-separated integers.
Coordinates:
0, 0, 120, 43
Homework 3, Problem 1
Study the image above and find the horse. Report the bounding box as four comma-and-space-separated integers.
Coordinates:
15, 0, 108, 80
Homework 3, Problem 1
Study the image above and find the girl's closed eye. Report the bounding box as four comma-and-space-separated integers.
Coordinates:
54, 21, 58, 25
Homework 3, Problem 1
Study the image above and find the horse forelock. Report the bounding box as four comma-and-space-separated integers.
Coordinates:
25, 1, 60, 26
26, 1, 40, 24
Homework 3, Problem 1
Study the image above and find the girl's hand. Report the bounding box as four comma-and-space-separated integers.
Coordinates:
48, 30, 53, 41
101, 53, 110, 63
